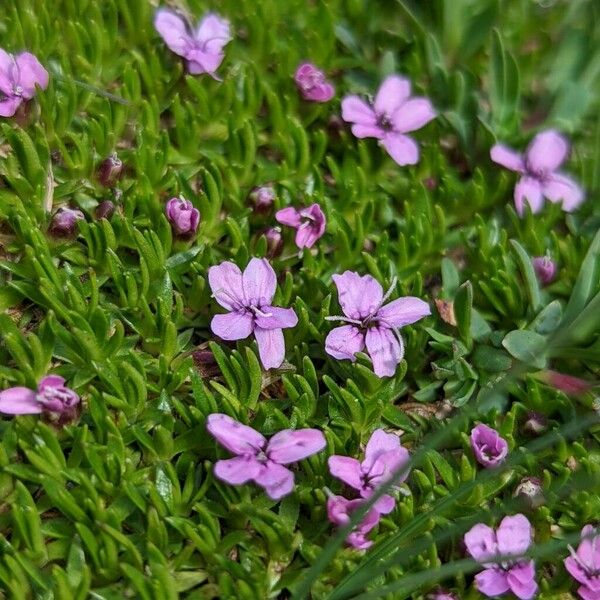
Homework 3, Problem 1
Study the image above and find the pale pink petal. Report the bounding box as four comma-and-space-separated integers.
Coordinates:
341, 95, 377, 126
328, 455, 363, 491
332, 271, 383, 320
254, 461, 294, 500
275, 207, 302, 227
376, 297, 430, 328
211, 311, 253, 340
254, 306, 298, 330
351, 123, 385, 139
38, 375, 66, 390
365, 327, 403, 378
525, 129, 569, 174
254, 327, 285, 370
542, 173, 585, 212
496, 514, 532, 557
564, 556, 590, 586
186, 51, 224, 76
213, 456, 261, 484
391, 97, 436, 133
0, 49, 14, 95
195, 13, 231, 53
363, 429, 401, 471
367, 492, 396, 515
577, 525, 598, 569
154, 8, 192, 56
381, 133, 420, 166
325, 325, 365, 361
267, 429, 326, 464
464, 523, 498, 562
475, 568, 510, 597
206, 413, 266, 455
243, 257, 276, 306
208, 261, 245, 310
0, 387, 41, 414
374, 75, 411, 116
490, 144, 525, 173
295, 224, 319, 248
0, 97, 23, 118
514, 176, 544, 215
507, 561, 538, 600
14, 53, 49, 98
366, 448, 410, 488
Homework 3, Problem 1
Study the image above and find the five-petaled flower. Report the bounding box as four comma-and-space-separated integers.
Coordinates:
275, 203, 327, 249
341, 74, 436, 166
464, 514, 538, 599
0, 48, 48, 117
491, 129, 584, 215
294, 63, 335, 103
208, 258, 298, 369
326, 493, 381, 550
564, 525, 600, 600
470, 424, 509, 469
328, 428, 410, 514
154, 8, 231, 78
206, 413, 326, 500
325, 271, 430, 377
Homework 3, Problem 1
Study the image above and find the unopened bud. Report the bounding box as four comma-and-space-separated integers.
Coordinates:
48, 207, 84, 238
97, 153, 123, 187
522, 411, 548, 436
95, 200, 115, 220
532, 256, 556, 286
249, 185, 275, 213
265, 227, 283, 258
513, 476, 544, 509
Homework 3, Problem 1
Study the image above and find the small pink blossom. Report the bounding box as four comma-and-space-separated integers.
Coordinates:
275, 203, 326, 249
464, 514, 538, 599
208, 258, 298, 369
491, 130, 584, 215
326, 493, 380, 549
328, 429, 409, 514
165, 197, 200, 237
564, 525, 600, 600
470, 424, 509, 468
154, 9, 231, 78
532, 256, 556, 285
206, 413, 326, 500
250, 185, 276, 213
325, 271, 430, 377
294, 63, 335, 103
49, 207, 85, 238
0, 49, 48, 117
341, 74, 436, 166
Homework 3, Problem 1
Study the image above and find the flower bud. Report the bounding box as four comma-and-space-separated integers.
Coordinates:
265, 227, 283, 258
48, 207, 84, 238
95, 200, 115, 220
192, 349, 220, 378
294, 63, 335, 102
532, 256, 556, 285
540, 370, 592, 396
165, 196, 200, 238
97, 152, 123, 187
513, 476, 544, 509
249, 185, 275, 213
522, 411, 548, 436
470, 424, 508, 468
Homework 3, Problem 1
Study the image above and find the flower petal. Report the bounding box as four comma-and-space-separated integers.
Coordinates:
243, 258, 276, 306
254, 306, 298, 330
0, 97, 22, 118
14, 52, 49, 98
365, 327, 403, 378
208, 261, 245, 310
564, 556, 590, 586
213, 456, 261, 484
186, 52, 225, 76
376, 297, 430, 328
381, 133, 420, 166
328, 455, 363, 491
490, 144, 525, 173
0, 387, 41, 415
577, 525, 599, 570
267, 429, 326, 464
391, 97, 436, 133
254, 327, 285, 370
154, 8, 192, 56
0, 49, 14, 96
211, 311, 254, 340
350, 123, 385, 139
275, 207, 302, 227
475, 568, 510, 597
38, 375, 66, 391
374, 75, 411, 116
464, 523, 497, 562
507, 561, 538, 600
514, 176, 544, 215
254, 462, 295, 500
341, 95, 377, 126
496, 514, 532, 557
206, 413, 266, 455
363, 429, 401, 471
525, 129, 569, 174
332, 271, 383, 320
325, 325, 365, 361
542, 173, 584, 212
195, 13, 231, 53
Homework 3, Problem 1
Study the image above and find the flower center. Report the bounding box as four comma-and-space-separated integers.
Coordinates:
13, 85, 23, 96
376, 112, 393, 131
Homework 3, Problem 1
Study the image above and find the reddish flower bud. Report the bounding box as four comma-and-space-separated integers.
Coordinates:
265, 227, 283, 258
48, 207, 84, 238
97, 153, 123, 187
249, 185, 275, 213
166, 197, 200, 238
95, 200, 115, 220
532, 256, 556, 285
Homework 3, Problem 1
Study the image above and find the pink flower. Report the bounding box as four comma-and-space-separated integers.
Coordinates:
208, 258, 298, 369
326, 493, 381, 550
470, 424, 509, 468
341, 74, 436, 166
491, 130, 584, 215
294, 63, 335, 103
564, 525, 600, 600
206, 413, 325, 500
0, 376, 79, 419
532, 256, 556, 286
275, 203, 326, 249
48, 207, 85, 238
324, 271, 430, 377
250, 185, 276, 213
165, 197, 200, 237
0, 49, 48, 117
464, 514, 538, 600
328, 429, 410, 514
154, 9, 231, 78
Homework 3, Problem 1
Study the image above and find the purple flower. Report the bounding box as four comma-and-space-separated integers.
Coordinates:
208, 258, 298, 369
165, 197, 200, 237
250, 185, 276, 212
0, 49, 48, 117
154, 9, 231, 78
324, 271, 430, 377
328, 429, 410, 514
0, 376, 79, 419
491, 130, 584, 215
464, 514, 538, 600
275, 203, 326, 249
341, 74, 436, 166
564, 525, 600, 600
95, 200, 115, 221
97, 153, 123, 187
265, 227, 284, 258
48, 207, 85, 238
532, 256, 556, 286
294, 63, 335, 103
326, 493, 381, 550
470, 424, 509, 468
206, 413, 326, 500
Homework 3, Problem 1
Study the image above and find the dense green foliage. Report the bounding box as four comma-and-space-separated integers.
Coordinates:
0, 0, 599, 598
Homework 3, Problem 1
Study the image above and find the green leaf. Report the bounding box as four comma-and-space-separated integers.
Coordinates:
502, 330, 547, 368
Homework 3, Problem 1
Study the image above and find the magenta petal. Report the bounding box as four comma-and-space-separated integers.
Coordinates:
391, 97, 436, 133
490, 144, 525, 173
578, 586, 600, 600
475, 568, 510, 597
368, 448, 410, 488
195, 13, 231, 53
381, 133, 419, 166
206, 413, 266, 455
325, 325, 365, 362
154, 8, 192, 56
0, 387, 41, 415
564, 556, 591, 586
213, 456, 261, 484
365, 327, 403, 378
363, 429, 401, 471
186, 51, 224, 75
208, 261, 245, 310
254, 461, 294, 500
275, 207, 302, 227
496, 514, 532, 557
351, 123, 385, 139
464, 523, 497, 562
295, 225, 318, 249
341, 95, 377, 126
514, 176, 544, 215
0, 97, 22, 118
38, 375, 66, 391
254, 327, 285, 370
507, 562, 538, 600
243, 258, 277, 306
376, 297, 430, 328
328, 455, 363, 490
14, 52, 49, 97
542, 173, 584, 212
363, 491, 396, 515
254, 306, 298, 330
332, 271, 383, 320
267, 429, 326, 464
578, 525, 599, 569
374, 75, 411, 116
525, 129, 569, 173
0, 49, 13, 95
211, 311, 254, 341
